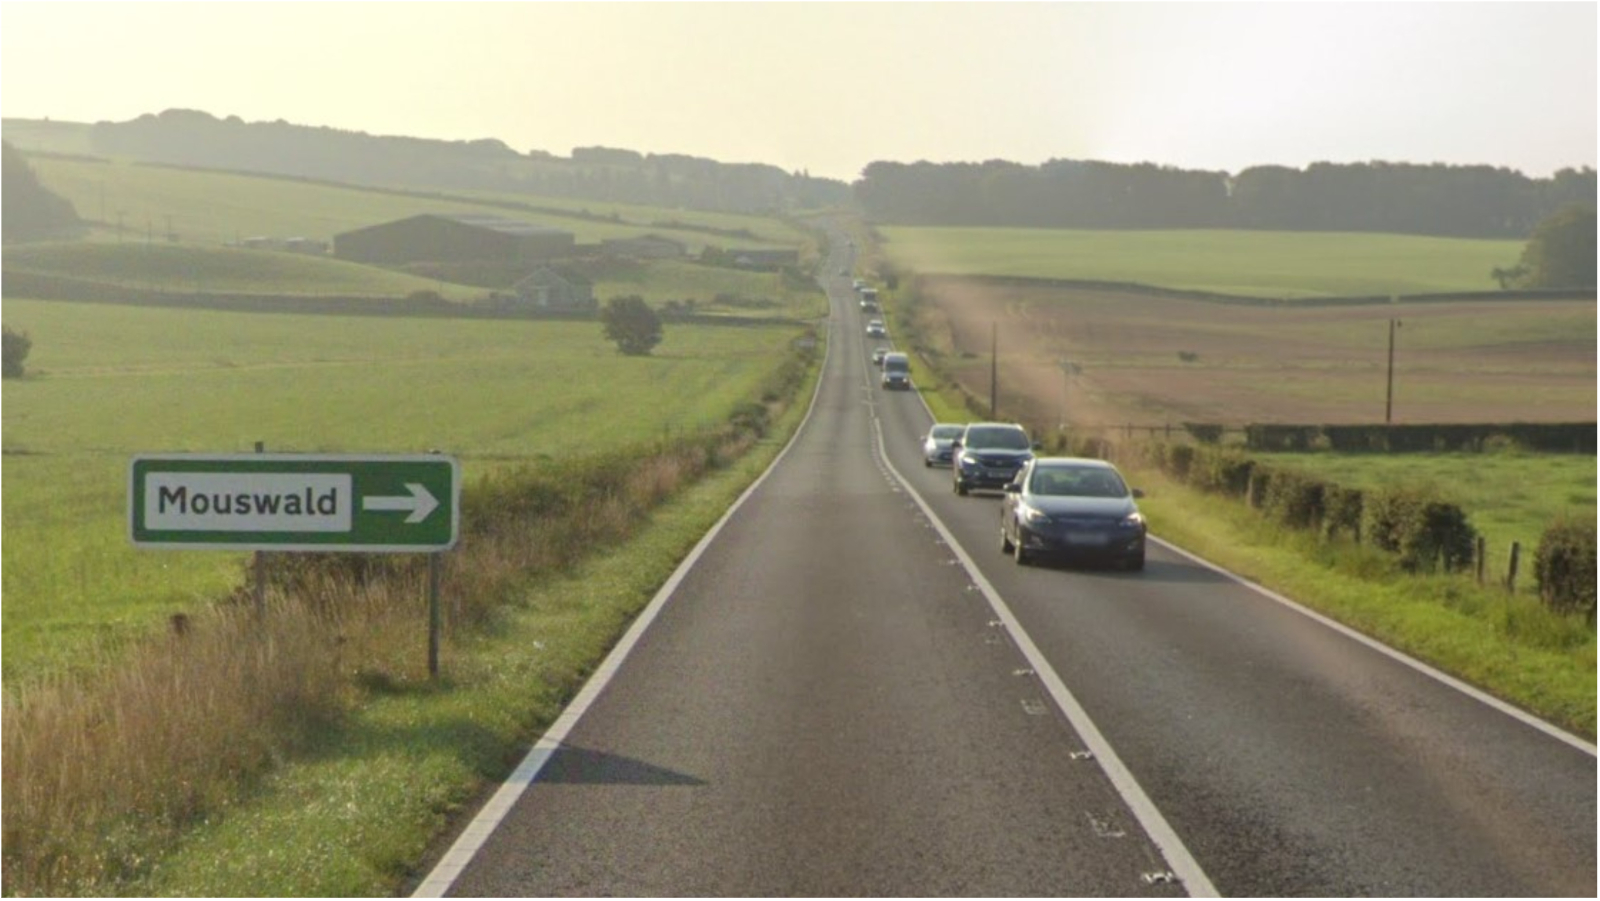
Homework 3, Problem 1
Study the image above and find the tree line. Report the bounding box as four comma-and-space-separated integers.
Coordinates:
84, 109, 852, 215
854, 159, 1596, 239
2, 141, 80, 242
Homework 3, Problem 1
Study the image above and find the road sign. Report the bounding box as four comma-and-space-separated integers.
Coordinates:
130, 454, 460, 552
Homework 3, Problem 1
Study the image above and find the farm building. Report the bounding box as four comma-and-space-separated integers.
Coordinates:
512, 266, 596, 311
602, 234, 687, 259
333, 213, 575, 265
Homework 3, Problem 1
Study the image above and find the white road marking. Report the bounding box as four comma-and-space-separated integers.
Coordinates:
1150, 536, 1597, 757
871, 417, 1220, 898
411, 300, 841, 896
901, 362, 1594, 759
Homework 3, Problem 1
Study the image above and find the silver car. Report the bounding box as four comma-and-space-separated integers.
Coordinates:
922, 423, 965, 467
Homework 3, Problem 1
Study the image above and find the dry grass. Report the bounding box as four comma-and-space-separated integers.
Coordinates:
1, 406, 786, 895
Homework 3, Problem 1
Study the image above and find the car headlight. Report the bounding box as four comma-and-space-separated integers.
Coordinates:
1020, 505, 1052, 526
959, 453, 979, 469
1120, 512, 1145, 530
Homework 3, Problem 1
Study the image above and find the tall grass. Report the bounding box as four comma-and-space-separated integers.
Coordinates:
1, 340, 809, 895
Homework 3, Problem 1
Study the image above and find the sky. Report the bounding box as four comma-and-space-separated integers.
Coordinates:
1, 2, 1594, 182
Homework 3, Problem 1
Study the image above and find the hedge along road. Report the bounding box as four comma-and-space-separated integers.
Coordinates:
416, 228, 1595, 897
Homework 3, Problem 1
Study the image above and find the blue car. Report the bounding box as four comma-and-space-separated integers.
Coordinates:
952, 423, 1034, 495
999, 457, 1146, 571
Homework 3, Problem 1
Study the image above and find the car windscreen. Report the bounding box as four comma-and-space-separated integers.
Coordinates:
1029, 466, 1128, 498
963, 427, 1030, 450
931, 425, 964, 439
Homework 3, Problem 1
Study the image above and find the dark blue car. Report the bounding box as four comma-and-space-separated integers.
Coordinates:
999, 457, 1146, 570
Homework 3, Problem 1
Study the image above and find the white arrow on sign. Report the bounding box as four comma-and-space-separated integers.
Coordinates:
362, 483, 439, 524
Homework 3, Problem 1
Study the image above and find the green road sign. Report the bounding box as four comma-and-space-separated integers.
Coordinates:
130, 454, 460, 552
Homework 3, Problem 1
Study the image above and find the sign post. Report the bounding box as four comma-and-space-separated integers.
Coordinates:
131, 453, 461, 676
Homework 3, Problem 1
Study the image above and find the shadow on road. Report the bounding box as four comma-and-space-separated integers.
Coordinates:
539, 746, 707, 786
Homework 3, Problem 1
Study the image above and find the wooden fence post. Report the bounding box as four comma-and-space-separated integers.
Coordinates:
1506, 541, 1521, 593
254, 440, 266, 619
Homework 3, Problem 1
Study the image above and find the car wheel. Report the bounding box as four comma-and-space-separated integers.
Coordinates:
954, 478, 968, 496
1000, 522, 1014, 554
1013, 535, 1030, 566
924, 458, 932, 468
1125, 548, 1146, 572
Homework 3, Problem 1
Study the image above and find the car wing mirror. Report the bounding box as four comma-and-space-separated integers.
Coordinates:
1132, 488, 1145, 499
1031, 441, 1043, 450
1004, 482, 1021, 493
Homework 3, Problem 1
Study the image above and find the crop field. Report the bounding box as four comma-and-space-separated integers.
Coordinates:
1, 297, 806, 682
881, 226, 1523, 298
26, 156, 805, 253
908, 278, 1596, 428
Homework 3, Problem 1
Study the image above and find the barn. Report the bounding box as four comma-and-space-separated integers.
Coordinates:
333, 213, 575, 265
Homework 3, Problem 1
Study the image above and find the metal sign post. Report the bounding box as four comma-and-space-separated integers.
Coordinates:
131, 452, 461, 676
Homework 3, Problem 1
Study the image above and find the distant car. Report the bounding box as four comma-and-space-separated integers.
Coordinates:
872, 346, 889, 366
865, 319, 886, 338
1000, 457, 1146, 570
922, 423, 965, 467
952, 422, 1035, 496
880, 352, 911, 390
859, 299, 879, 312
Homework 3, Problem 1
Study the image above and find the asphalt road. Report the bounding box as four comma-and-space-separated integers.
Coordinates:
419, 229, 1596, 897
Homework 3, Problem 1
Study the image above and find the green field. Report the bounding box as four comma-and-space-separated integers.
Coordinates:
27, 156, 804, 253
881, 226, 1523, 298
5, 241, 827, 319
1255, 450, 1597, 586
1, 298, 804, 681
4, 241, 484, 300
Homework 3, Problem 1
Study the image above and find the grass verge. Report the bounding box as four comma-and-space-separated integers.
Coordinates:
1, 333, 821, 896
1120, 460, 1596, 740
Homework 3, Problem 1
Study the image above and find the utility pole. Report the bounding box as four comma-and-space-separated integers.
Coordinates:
990, 323, 998, 419
1385, 317, 1402, 424
1058, 357, 1071, 430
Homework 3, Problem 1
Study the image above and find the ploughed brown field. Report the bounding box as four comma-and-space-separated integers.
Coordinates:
912, 278, 1597, 430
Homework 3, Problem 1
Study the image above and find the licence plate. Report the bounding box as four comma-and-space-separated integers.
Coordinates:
1065, 531, 1108, 546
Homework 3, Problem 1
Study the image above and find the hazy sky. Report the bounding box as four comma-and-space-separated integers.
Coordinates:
2, 2, 1594, 181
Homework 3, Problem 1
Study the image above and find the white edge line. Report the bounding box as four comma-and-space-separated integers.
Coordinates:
902, 349, 1594, 759
412, 279, 840, 897
1149, 535, 1597, 757
870, 417, 1220, 898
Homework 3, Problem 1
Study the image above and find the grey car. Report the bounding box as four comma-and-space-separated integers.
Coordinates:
999, 457, 1146, 570
922, 423, 965, 467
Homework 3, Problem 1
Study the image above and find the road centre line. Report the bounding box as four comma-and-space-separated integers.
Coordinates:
900, 363, 1593, 758
870, 417, 1220, 898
